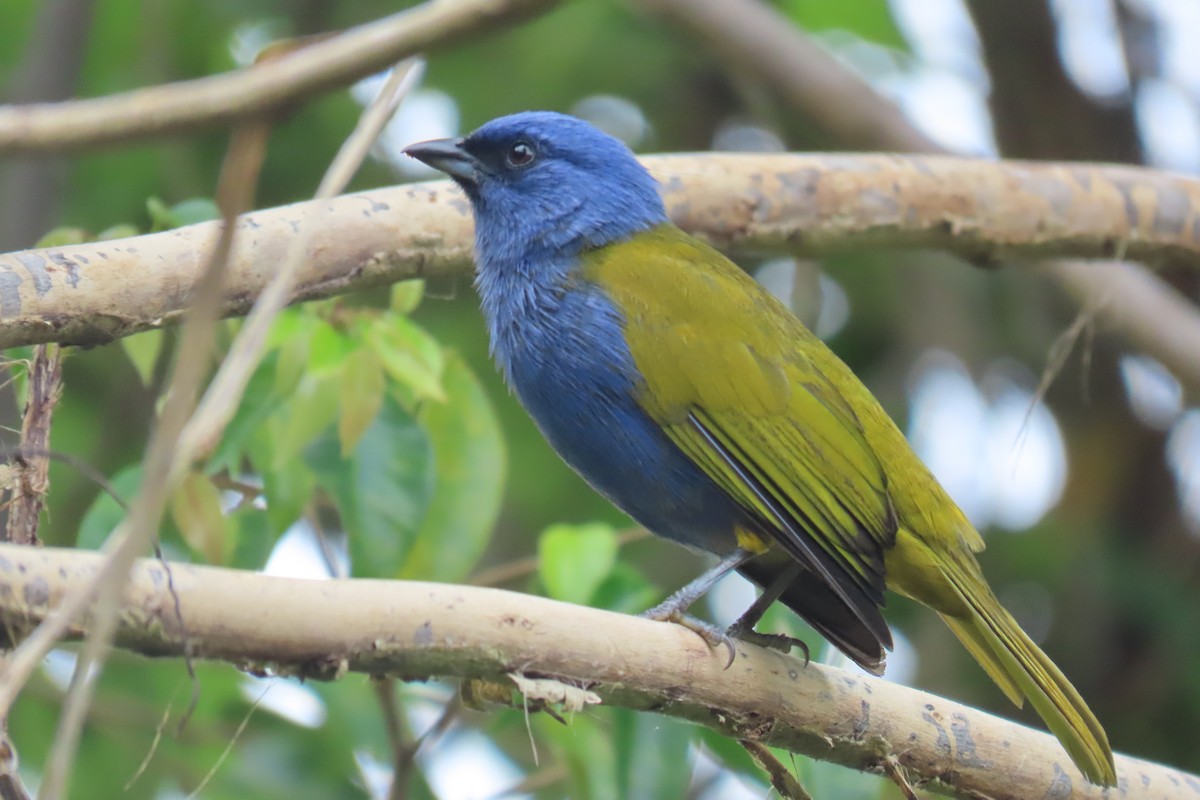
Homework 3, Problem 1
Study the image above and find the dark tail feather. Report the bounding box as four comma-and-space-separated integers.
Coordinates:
738, 558, 891, 674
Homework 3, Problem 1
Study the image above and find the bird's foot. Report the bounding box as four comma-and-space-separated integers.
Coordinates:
640, 605, 738, 668
727, 623, 811, 666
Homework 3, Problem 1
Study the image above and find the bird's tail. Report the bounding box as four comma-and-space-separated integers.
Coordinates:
935, 555, 1117, 787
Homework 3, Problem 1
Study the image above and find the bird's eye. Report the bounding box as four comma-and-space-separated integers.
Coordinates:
506, 141, 536, 168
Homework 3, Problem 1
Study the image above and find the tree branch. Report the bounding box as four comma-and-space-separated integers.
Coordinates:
637, 0, 943, 153
3, 343, 62, 546
1, 153, 1197, 349
0, 0, 561, 155
965, 0, 1142, 163
0, 544, 1189, 800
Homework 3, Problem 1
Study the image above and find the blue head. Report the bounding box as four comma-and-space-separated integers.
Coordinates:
404, 111, 667, 265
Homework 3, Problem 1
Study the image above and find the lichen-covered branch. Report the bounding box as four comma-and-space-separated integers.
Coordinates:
1, 153, 1198, 353
0, 544, 1188, 800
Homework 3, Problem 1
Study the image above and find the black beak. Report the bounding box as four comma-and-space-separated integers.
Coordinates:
403, 138, 481, 184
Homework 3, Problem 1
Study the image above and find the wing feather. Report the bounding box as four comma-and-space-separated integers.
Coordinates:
582, 227, 900, 652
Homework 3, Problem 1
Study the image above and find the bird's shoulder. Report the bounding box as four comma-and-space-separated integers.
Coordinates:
578, 225, 979, 554
579, 225, 848, 421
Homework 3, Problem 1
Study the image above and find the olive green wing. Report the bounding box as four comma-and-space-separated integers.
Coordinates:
585, 227, 899, 653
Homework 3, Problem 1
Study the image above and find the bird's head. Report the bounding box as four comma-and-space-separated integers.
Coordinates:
404, 111, 667, 261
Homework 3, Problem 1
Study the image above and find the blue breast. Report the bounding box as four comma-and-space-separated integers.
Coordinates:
482, 267, 743, 555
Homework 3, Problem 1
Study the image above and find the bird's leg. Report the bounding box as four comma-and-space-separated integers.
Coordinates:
642, 547, 756, 619
641, 547, 756, 666
727, 564, 811, 664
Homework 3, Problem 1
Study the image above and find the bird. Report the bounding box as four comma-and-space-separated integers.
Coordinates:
404, 111, 1116, 786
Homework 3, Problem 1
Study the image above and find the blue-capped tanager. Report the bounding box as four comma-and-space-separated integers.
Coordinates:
404, 112, 1115, 786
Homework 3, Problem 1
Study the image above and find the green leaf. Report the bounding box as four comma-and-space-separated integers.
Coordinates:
145, 197, 173, 230
170, 472, 229, 564
206, 352, 287, 473
304, 395, 434, 578
265, 308, 321, 397
371, 316, 445, 402
96, 223, 140, 241
77, 465, 143, 549
169, 197, 221, 226
265, 306, 315, 350
780, 0, 906, 49
226, 507, 278, 570
337, 347, 385, 457
399, 353, 506, 583
147, 196, 219, 231
390, 279, 426, 314
272, 372, 340, 468
538, 522, 619, 605
591, 562, 660, 614
34, 227, 89, 248
121, 329, 163, 386
307, 319, 358, 376
258, 452, 316, 539
615, 710, 693, 800
695, 727, 766, 782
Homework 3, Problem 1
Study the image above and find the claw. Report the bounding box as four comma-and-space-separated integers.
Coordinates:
727, 623, 811, 666
641, 606, 739, 667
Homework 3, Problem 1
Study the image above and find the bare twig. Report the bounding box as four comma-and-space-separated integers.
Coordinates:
739, 740, 813, 800
0, 725, 32, 800
4, 344, 63, 545
882, 754, 920, 800
123, 690, 176, 790
371, 677, 417, 800
0, 543, 1191, 800
183, 682, 268, 799
0, 0, 560, 155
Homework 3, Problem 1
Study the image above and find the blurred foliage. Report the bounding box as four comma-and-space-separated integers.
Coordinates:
2, 0, 1199, 797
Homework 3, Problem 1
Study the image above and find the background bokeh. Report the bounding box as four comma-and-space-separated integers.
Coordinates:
2, 0, 1199, 797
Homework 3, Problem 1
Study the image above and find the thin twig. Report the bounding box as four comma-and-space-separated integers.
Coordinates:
882, 754, 920, 800
4, 344, 63, 546
183, 682, 269, 799
373, 677, 409, 756
178, 57, 424, 464
123, 690, 176, 790
738, 740, 813, 800
393, 693, 463, 798
0, 725, 32, 800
